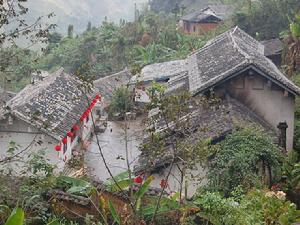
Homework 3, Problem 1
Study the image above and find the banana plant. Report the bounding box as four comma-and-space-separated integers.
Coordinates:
4, 207, 24, 225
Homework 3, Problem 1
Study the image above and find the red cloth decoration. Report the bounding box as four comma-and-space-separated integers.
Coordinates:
62, 137, 68, 144
67, 131, 74, 137
160, 179, 168, 189
73, 124, 80, 131
95, 94, 101, 101
134, 176, 143, 184
55, 145, 61, 151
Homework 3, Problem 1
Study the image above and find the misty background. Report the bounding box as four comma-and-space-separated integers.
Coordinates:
25, 0, 147, 34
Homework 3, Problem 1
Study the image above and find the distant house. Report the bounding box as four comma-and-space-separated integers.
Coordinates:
179, 4, 234, 35
261, 38, 284, 67
134, 27, 300, 195
0, 68, 101, 171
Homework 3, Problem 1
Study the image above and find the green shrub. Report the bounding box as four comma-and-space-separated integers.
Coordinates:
208, 127, 282, 194
191, 189, 300, 225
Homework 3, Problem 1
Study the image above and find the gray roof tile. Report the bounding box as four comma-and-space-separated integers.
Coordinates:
6, 68, 96, 140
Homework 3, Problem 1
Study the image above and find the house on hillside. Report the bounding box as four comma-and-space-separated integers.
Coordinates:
0, 68, 101, 172
261, 38, 284, 67
130, 60, 188, 104
134, 27, 300, 195
179, 4, 234, 35
93, 69, 132, 107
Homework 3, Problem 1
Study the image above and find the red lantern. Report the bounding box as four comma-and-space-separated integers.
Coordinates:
55, 145, 61, 152
80, 116, 85, 122
86, 109, 91, 115
134, 176, 143, 184
160, 179, 168, 189
62, 137, 68, 145
73, 124, 79, 131
67, 131, 74, 137
92, 99, 98, 104
95, 94, 101, 101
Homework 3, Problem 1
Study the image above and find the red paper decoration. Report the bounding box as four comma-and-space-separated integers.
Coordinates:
134, 176, 143, 184
160, 179, 168, 189
62, 137, 68, 145
67, 131, 74, 137
73, 124, 79, 131
95, 94, 101, 100
55, 145, 61, 151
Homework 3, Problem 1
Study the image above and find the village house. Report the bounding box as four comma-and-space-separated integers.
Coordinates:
179, 4, 234, 35
93, 69, 132, 107
260, 38, 284, 67
0, 68, 101, 172
134, 27, 300, 195
130, 60, 187, 104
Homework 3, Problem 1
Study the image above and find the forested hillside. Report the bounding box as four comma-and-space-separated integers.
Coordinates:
1, 0, 299, 92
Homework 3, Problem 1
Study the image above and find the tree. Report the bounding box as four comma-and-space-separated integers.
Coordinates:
86, 21, 92, 32
68, 24, 74, 38
284, 14, 300, 76
108, 87, 133, 116
233, 0, 300, 40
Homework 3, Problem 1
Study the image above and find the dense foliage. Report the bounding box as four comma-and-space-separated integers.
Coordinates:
208, 127, 282, 195
190, 189, 300, 225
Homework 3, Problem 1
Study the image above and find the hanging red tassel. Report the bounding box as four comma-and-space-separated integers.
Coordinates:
62, 137, 68, 145
67, 131, 74, 137
55, 145, 61, 151
73, 124, 80, 131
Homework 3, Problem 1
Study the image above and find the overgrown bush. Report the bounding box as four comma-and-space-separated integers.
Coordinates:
207, 127, 282, 195
108, 87, 133, 117
190, 189, 300, 225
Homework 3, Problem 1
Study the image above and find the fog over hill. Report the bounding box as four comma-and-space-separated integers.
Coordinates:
24, 0, 147, 35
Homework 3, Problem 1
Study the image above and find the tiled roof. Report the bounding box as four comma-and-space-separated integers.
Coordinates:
188, 27, 300, 95
134, 96, 276, 173
6, 68, 95, 140
0, 89, 15, 118
130, 60, 187, 84
260, 38, 284, 56
93, 69, 131, 103
181, 4, 234, 22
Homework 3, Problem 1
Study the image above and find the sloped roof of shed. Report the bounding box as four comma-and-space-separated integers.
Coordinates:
260, 38, 284, 56
188, 27, 300, 95
131, 60, 187, 84
6, 68, 95, 140
134, 96, 276, 174
93, 69, 131, 102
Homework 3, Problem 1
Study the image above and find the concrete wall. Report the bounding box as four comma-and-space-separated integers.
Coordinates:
214, 70, 295, 150
0, 117, 65, 174
149, 163, 207, 197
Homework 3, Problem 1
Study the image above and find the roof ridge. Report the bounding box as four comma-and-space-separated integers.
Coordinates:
228, 27, 252, 62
